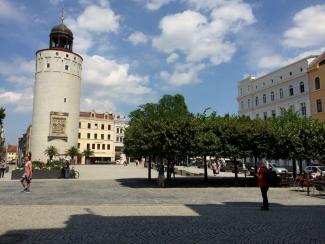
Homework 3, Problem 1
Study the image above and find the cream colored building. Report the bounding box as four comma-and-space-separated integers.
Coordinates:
6, 145, 17, 163
114, 115, 128, 162
238, 56, 317, 119
78, 111, 115, 164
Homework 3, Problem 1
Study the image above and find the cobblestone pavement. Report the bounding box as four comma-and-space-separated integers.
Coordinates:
0, 165, 324, 243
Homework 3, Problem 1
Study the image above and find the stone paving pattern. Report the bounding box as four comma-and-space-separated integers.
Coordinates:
0, 165, 324, 244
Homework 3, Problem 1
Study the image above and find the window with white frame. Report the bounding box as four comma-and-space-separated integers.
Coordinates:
270, 91, 274, 101
300, 82, 305, 93
289, 85, 294, 96
279, 88, 283, 99
300, 103, 306, 117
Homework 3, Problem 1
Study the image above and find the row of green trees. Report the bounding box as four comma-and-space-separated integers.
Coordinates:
124, 94, 325, 180
0, 107, 6, 156
43, 145, 94, 164
0, 107, 5, 126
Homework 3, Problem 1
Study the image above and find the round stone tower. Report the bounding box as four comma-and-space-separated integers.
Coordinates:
30, 17, 83, 162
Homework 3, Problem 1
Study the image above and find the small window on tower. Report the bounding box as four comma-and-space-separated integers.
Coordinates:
47, 63, 50, 68
65, 65, 69, 70
64, 98, 66, 103
66, 54, 69, 58
56, 52, 59, 56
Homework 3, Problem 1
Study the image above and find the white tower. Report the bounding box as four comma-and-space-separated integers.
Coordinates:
30, 17, 83, 162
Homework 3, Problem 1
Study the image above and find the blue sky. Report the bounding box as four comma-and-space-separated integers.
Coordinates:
1, 0, 325, 144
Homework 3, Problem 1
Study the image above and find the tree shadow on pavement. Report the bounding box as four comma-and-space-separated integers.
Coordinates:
116, 177, 257, 189
0, 203, 324, 244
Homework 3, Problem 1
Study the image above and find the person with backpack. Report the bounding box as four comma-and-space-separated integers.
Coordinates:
256, 161, 269, 211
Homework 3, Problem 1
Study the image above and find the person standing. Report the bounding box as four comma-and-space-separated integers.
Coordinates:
157, 162, 165, 187
212, 161, 217, 176
20, 156, 33, 193
0, 160, 5, 178
256, 162, 269, 210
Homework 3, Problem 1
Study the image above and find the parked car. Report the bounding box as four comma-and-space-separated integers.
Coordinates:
269, 163, 288, 175
304, 165, 325, 176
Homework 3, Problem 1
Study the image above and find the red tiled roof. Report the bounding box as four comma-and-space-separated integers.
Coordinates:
7, 145, 17, 153
80, 111, 114, 120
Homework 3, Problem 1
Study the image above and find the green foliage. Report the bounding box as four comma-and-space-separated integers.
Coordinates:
30, 160, 62, 170
44, 146, 59, 160
65, 146, 80, 164
124, 95, 325, 168
82, 148, 94, 157
0, 107, 5, 126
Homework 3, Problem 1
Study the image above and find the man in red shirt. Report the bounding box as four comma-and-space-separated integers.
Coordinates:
20, 156, 33, 193
256, 161, 269, 210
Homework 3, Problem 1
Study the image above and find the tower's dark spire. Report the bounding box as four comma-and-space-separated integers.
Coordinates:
49, 12, 73, 51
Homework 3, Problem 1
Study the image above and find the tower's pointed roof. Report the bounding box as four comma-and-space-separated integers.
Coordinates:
50, 12, 73, 38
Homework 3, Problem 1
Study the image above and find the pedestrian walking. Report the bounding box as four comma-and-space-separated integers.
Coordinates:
256, 161, 269, 210
212, 161, 217, 176
20, 156, 33, 193
0, 160, 6, 178
157, 162, 165, 187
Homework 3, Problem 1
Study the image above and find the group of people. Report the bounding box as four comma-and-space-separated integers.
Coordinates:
157, 161, 176, 187
211, 161, 221, 176
17, 154, 270, 211
0, 160, 8, 178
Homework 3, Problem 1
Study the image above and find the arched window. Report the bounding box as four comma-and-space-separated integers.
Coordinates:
300, 82, 305, 93
315, 77, 320, 90
289, 85, 294, 96
279, 88, 283, 99
255, 96, 259, 106
263, 94, 266, 104
270, 91, 274, 101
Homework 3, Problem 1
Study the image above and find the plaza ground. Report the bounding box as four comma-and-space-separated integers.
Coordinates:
0, 164, 324, 243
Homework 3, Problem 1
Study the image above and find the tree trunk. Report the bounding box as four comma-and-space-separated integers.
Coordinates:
167, 160, 171, 180
298, 159, 303, 175
254, 156, 257, 174
234, 157, 238, 179
292, 158, 297, 179
204, 155, 208, 181
148, 156, 152, 180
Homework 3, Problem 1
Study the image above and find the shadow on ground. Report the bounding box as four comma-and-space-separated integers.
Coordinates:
1, 203, 324, 244
116, 177, 257, 189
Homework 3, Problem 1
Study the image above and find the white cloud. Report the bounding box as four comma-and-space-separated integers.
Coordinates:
160, 62, 205, 86
0, 0, 21, 20
153, 2, 255, 65
76, 5, 119, 33
49, 0, 64, 6
65, 3, 120, 53
0, 88, 33, 112
81, 97, 116, 113
283, 5, 325, 48
0, 58, 34, 86
146, 0, 174, 11
166, 53, 179, 63
81, 55, 153, 108
153, 1, 255, 86
0, 91, 21, 104
128, 32, 149, 45
257, 47, 325, 70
